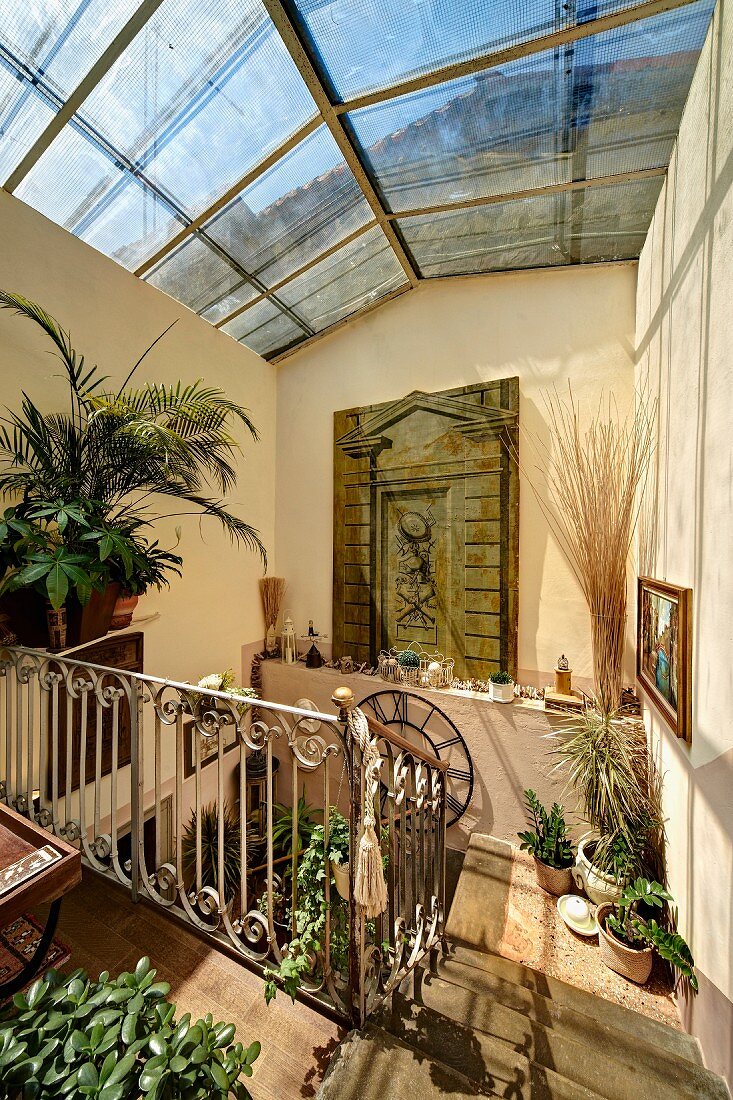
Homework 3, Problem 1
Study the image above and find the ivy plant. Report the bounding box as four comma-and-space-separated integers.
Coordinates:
0, 956, 260, 1098
518, 788, 575, 869
604, 878, 698, 990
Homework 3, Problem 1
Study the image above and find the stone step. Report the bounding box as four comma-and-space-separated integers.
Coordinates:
399, 968, 727, 1100
439, 944, 704, 1068
316, 1024, 488, 1099
376, 994, 606, 1100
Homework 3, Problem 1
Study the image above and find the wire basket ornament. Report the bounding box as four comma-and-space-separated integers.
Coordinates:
378, 642, 454, 689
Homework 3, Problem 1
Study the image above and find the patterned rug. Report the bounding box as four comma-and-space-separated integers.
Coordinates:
0, 913, 71, 989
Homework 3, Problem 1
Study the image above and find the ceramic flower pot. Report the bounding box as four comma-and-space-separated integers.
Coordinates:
331, 859, 350, 901
533, 857, 574, 897
489, 680, 515, 703
572, 834, 624, 906
597, 903, 654, 984
111, 592, 139, 630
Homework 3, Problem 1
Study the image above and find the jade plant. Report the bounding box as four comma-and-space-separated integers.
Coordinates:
604, 878, 698, 989
518, 789, 575, 869
0, 956, 260, 1098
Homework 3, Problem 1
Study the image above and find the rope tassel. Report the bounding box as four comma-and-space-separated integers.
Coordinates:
348, 708, 388, 919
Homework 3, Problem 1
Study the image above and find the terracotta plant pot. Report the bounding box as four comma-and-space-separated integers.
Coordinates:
572, 834, 624, 906
533, 857, 574, 897
111, 592, 139, 631
597, 903, 654, 984
331, 859, 350, 901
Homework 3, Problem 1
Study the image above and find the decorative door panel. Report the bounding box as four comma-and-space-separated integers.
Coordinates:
334, 380, 519, 679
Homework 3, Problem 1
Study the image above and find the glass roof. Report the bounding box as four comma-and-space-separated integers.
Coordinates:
0, 0, 715, 360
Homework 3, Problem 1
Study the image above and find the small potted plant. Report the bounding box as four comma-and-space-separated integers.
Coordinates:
327, 805, 352, 900
597, 878, 698, 988
518, 789, 575, 896
489, 670, 515, 703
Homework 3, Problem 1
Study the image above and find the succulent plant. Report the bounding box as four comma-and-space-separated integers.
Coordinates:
397, 649, 420, 668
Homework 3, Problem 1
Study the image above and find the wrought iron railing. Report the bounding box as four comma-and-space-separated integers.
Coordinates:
0, 646, 446, 1025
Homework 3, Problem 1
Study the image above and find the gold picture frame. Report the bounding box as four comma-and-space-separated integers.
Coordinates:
637, 577, 693, 742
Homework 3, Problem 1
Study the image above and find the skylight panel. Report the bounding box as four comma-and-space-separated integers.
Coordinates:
275, 225, 407, 331
0, 0, 140, 183
146, 235, 257, 315
13, 0, 318, 265
221, 299, 308, 357
399, 175, 665, 276
204, 126, 373, 290
347, 0, 715, 213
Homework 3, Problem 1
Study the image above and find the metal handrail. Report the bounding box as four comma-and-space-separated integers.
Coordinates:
0, 645, 448, 1026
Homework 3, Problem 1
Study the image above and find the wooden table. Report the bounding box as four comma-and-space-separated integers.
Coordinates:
0, 803, 81, 996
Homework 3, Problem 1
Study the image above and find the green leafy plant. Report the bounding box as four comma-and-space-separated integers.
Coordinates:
490, 671, 514, 685
555, 709, 665, 882
182, 802, 242, 903
518, 789, 574, 869
263, 807, 351, 1005
272, 788, 321, 861
0, 292, 266, 585
604, 878, 698, 990
0, 956, 260, 1098
396, 648, 420, 669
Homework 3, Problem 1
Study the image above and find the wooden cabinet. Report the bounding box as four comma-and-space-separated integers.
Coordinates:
48, 633, 143, 797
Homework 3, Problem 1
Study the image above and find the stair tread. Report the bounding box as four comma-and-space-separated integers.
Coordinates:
401, 970, 728, 1100
443, 942, 703, 1067
317, 1025, 488, 1099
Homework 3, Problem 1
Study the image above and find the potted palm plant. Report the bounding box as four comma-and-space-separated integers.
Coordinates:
518, 789, 575, 896
597, 878, 698, 988
0, 291, 265, 648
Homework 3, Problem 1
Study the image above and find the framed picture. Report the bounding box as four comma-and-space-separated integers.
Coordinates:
183, 717, 239, 779
637, 577, 693, 742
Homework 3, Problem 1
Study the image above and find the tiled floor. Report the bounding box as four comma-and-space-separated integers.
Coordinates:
36, 872, 343, 1100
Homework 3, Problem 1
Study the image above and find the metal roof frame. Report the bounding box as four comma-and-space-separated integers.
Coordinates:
0, 0, 706, 359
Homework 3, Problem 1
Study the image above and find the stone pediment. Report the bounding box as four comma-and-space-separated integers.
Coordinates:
336, 389, 517, 458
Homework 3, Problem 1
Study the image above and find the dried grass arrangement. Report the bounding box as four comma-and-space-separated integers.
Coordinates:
259, 577, 286, 648
519, 387, 656, 717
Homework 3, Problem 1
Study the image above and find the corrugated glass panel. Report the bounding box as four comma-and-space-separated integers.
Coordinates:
400, 176, 664, 275
15, 124, 183, 270
0, 0, 140, 183
290, 0, 702, 102
348, 1, 714, 212
276, 225, 406, 332
222, 299, 307, 357
13, 0, 317, 265
199, 282, 261, 325
204, 126, 373, 288
145, 234, 256, 315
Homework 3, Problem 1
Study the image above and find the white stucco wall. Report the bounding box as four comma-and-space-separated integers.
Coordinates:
275, 264, 638, 685
0, 190, 275, 682
636, 0, 733, 1081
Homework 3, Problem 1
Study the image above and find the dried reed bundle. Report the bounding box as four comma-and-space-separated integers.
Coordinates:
519, 387, 656, 716
259, 576, 286, 630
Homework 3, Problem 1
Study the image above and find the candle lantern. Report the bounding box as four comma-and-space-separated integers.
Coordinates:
281, 612, 297, 664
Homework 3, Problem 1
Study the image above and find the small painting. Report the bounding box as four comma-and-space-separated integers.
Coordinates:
637, 577, 692, 742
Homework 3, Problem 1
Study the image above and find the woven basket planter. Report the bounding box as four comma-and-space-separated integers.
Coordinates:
597, 904, 653, 984
533, 858, 574, 897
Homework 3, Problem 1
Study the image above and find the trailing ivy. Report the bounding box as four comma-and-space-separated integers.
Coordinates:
0, 957, 260, 1098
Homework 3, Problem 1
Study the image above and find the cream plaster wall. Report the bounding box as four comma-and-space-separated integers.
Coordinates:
636, 0, 733, 1082
275, 264, 638, 686
0, 190, 275, 682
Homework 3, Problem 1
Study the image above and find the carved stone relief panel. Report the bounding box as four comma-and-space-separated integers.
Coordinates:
333, 379, 519, 679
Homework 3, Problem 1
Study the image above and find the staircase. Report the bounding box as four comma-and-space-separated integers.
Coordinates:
318, 837, 730, 1100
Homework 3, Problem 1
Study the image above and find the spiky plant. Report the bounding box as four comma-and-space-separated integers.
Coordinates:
182, 801, 243, 903
0, 292, 266, 564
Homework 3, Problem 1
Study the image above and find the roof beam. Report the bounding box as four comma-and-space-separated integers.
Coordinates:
259, 0, 420, 288
4, 0, 165, 192
134, 118, 320, 277
387, 167, 668, 220
336, 0, 704, 114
